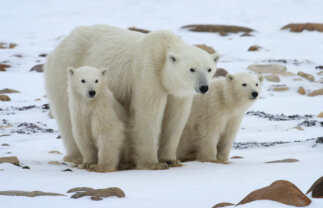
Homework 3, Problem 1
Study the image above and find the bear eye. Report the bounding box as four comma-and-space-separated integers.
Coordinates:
95, 79, 99, 83
81, 79, 86, 83
207, 68, 212, 73
190, 68, 195, 72
242, 83, 247, 87
256, 83, 258, 87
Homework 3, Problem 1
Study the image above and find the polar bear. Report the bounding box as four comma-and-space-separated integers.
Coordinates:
45, 25, 219, 169
177, 72, 263, 163
67, 66, 125, 172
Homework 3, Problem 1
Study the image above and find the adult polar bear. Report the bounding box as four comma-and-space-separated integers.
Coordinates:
45, 25, 219, 169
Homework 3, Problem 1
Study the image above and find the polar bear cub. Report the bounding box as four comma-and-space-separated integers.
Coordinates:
177, 72, 263, 163
67, 66, 125, 172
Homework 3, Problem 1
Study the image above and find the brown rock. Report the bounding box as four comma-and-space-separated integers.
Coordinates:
293, 78, 303, 81
195, 44, 216, 54
237, 180, 311, 207
0, 95, 11, 101
30, 64, 44, 72
48, 150, 62, 154
308, 88, 323, 97
317, 112, 323, 118
272, 87, 289, 92
297, 87, 306, 95
212, 202, 235, 208
0, 64, 10, 71
297, 72, 314, 81
247, 64, 286, 74
0, 190, 64, 197
231, 156, 243, 159
306, 176, 323, 198
0, 88, 20, 94
0, 42, 17, 49
265, 74, 280, 82
282, 23, 323, 33
0, 156, 20, 166
128, 27, 150, 34
181, 24, 254, 36
248, 45, 261, 51
265, 158, 299, 163
214, 68, 228, 78
67, 187, 125, 200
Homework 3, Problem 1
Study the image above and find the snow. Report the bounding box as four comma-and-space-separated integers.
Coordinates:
0, 0, 323, 207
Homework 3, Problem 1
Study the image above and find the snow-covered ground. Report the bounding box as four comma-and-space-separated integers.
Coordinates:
0, 0, 322, 207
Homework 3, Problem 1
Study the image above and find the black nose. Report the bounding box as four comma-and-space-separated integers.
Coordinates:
252, 91, 258, 98
199, 85, 209, 94
89, 90, 96, 97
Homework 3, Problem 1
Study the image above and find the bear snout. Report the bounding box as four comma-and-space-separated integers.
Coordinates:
199, 85, 209, 94
251, 91, 258, 98
88, 90, 96, 98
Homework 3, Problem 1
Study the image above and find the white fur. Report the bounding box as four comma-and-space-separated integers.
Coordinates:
177, 72, 263, 163
45, 25, 219, 169
67, 66, 125, 172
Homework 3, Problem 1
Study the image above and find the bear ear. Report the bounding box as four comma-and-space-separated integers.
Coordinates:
67, 67, 75, 76
211, 53, 220, 65
168, 53, 177, 63
226, 74, 234, 81
258, 74, 264, 83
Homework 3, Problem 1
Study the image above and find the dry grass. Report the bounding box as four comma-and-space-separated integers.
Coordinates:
282, 23, 323, 32
181, 24, 254, 36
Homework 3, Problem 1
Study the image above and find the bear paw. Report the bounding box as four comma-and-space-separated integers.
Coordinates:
164, 159, 182, 167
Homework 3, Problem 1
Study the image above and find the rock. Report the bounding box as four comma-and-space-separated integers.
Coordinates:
240, 33, 253, 37
282, 23, 323, 33
306, 176, 323, 198
237, 180, 311, 207
293, 78, 303, 81
0, 64, 10, 71
231, 156, 243, 159
22, 166, 30, 169
1, 143, 10, 146
272, 86, 289, 92
38, 53, 47, 57
248, 45, 261, 51
48, 150, 62, 154
0, 88, 20, 94
13, 54, 23, 58
0, 95, 11, 101
0, 42, 17, 49
67, 187, 125, 200
317, 112, 323, 118
212, 202, 235, 208
265, 74, 280, 82
62, 168, 73, 172
298, 87, 306, 95
30, 64, 44, 72
214, 68, 228, 78
0, 190, 64, 197
308, 88, 323, 97
181, 24, 254, 36
265, 158, 299, 163
247, 64, 286, 74
0, 156, 20, 166
297, 72, 314, 81
195, 44, 216, 54
128, 27, 150, 34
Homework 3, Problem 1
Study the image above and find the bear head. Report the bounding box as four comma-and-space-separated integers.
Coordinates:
67, 66, 107, 100
162, 47, 220, 97
225, 72, 263, 103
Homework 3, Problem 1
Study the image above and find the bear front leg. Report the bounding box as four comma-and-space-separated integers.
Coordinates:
158, 95, 193, 167
196, 132, 220, 163
216, 116, 243, 163
93, 130, 124, 172
72, 126, 98, 165
131, 88, 168, 170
